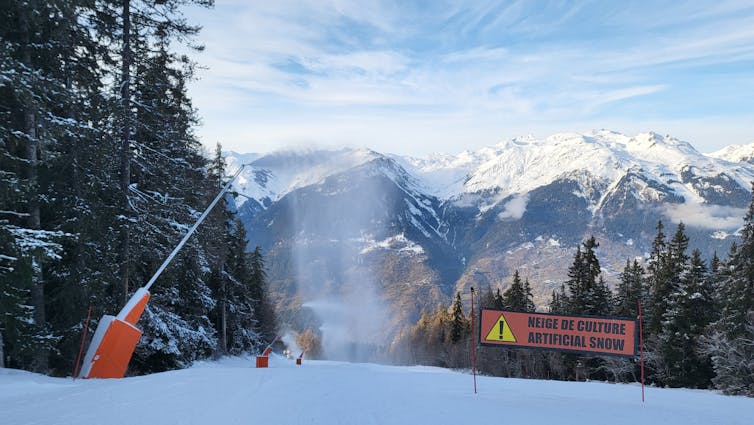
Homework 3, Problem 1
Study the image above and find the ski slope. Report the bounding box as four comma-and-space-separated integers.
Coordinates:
2, 356, 752, 425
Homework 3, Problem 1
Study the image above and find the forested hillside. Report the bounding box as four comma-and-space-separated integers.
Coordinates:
394, 209, 754, 396
0, 0, 276, 376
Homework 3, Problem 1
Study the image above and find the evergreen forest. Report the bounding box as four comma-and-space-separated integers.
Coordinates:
1, 0, 276, 376
394, 212, 754, 396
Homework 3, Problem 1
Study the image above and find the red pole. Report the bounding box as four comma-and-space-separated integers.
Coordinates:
637, 299, 645, 403
470, 287, 477, 394
73, 304, 92, 380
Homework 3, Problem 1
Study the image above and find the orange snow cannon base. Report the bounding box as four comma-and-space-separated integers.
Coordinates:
79, 288, 150, 379
255, 356, 269, 368
255, 344, 275, 368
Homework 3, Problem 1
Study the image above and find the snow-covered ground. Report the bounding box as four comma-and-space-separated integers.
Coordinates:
2, 356, 752, 425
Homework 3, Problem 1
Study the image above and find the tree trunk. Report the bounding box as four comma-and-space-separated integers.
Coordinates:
21, 5, 48, 373
1, 331, 5, 368
221, 270, 227, 354
119, 0, 132, 305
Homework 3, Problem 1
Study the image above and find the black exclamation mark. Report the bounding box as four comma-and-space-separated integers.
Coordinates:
499, 319, 505, 340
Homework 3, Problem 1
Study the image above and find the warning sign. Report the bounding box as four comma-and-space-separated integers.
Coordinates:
480, 309, 638, 357
483, 312, 517, 342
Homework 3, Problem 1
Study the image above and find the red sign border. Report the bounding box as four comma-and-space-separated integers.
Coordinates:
478, 309, 639, 358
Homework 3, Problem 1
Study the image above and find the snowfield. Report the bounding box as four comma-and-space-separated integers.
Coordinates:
2, 356, 753, 425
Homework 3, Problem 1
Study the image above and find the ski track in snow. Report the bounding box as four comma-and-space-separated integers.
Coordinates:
2, 356, 753, 425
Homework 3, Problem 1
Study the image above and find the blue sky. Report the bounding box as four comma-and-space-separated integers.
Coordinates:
185, 1, 754, 156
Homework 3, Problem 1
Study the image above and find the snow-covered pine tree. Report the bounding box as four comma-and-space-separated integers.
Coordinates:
660, 249, 714, 388
124, 41, 220, 372
223, 228, 260, 354
702, 186, 754, 395
717, 191, 754, 339
0, 0, 112, 373
203, 143, 236, 356
647, 220, 671, 336
90, 0, 213, 308
248, 246, 277, 346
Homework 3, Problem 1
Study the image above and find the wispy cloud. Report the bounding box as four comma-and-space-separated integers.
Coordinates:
664, 203, 746, 229
184, 1, 754, 155
498, 193, 529, 221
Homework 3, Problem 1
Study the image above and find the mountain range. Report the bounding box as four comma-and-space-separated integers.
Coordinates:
225, 130, 754, 358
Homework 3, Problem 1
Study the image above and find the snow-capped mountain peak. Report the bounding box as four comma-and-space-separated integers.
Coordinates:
227, 147, 382, 207
397, 130, 753, 208
225, 130, 754, 220
708, 142, 754, 164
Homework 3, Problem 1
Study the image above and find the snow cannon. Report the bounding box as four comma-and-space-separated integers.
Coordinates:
255, 356, 269, 368
296, 350, 306, 366
79, 288, 150, 379
255, 345, 274, 368
255, 336, 279, 368
76, 164, 249, 379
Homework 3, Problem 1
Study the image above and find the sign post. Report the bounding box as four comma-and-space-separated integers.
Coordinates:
638, 299, 645, 402
470, 287, 477, 394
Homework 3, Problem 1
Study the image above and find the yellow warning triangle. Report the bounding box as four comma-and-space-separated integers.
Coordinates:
485, 314, 517, 342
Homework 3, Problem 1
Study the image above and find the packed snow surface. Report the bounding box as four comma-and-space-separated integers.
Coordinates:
2, 356, 753, 425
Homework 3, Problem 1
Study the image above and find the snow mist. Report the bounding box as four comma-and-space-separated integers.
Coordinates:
288, 165, 390, 362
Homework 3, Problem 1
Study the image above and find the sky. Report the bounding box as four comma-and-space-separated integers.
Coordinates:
184, 0, 754, 157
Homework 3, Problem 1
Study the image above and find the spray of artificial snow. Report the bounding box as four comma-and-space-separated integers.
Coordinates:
288, 161, 390, 362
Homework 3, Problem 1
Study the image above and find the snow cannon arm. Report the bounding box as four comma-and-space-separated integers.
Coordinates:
262, 335, 280, 357
117, 288, 151, 325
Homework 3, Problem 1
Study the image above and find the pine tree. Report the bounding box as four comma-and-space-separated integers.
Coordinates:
481, 285, 497, 309
660, 249, 714, 388
0, 0, 112, 373
449, 293, 468, 344
0, 0, 277, 376
249, 246, 276, 345
647, 221, 671, 335
717, 193, 754, 339
614, 259, 644, 317
502, 270, 536, 312
523, 279, 536, 312
203, 143, 237, 355
548, 284, 569, 314
566, 236, 610, 315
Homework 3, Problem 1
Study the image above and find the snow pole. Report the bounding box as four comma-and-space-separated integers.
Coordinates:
637, 299, 645, 403
72, 304, 92, 380
470, 286, 477, 395
79, 164, 249, 379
